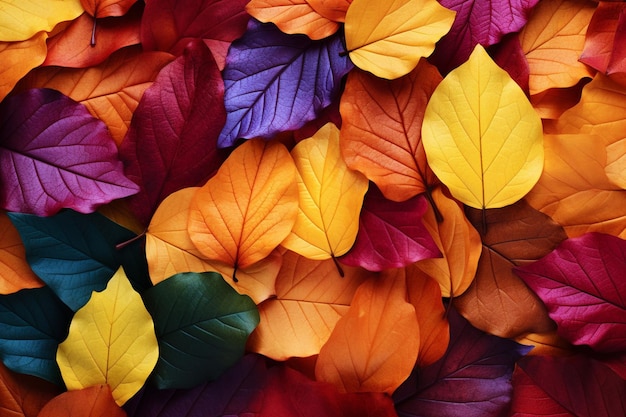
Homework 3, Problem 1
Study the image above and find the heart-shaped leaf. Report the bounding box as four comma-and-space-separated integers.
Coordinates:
38, 385, 126, 417
142, 272, 259, 389
0, 0, 83, 42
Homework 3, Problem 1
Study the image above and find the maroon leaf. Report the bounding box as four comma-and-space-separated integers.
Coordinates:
511, 354, 626, 417
515, 232, 626, 353
340, 186, 440, 271
119, 40, 227, 225
0, 88, 138, 216
393, 307, 530, 417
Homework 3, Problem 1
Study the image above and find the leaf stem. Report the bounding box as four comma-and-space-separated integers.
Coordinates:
425, 187, 443, 223
232, 264, 239, 283
115, 229, 146, 250
331, 254, 345, 277
90, 14, 97, 47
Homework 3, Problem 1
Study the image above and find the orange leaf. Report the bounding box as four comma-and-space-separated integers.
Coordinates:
414, 187, 482, 298
519, 0, 596, 95
405, 265, 449, 367
246, 0, 340, 40
315, 269, 420, 394
340, 60, 441, 202
247, 250, 373, 360
605, 139, 626, 189
0, 212, 45, 294
529, 80, 587, 120
81, 0, 137, 17
14, 46, 174, 145
0, 32, 47, 102
0, 362, 61, 417
147, 187, 280, 304
308, 0, 351, 22
38, 385, 126, 417
188, 139, 299, 278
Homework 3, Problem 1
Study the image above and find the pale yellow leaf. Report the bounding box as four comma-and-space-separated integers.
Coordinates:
0, 0, 84, 42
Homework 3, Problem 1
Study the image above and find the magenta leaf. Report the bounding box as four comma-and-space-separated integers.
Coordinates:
393, 307, 530, 417
119, 40, 227, 225
340, 185, 441, 271
511, 354, 626, 417
124, 354, 397, 417
217, 19, 354, 148
429, 0, 538, 74
515, 232, 626, 353
0, 88, 138, 216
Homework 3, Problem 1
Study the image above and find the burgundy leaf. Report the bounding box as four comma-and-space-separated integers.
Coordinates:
217, 19, 353, 148
119, 40, 227, 225
515, 232, 626, 353
340, 185, 440, 271
393, 307, 530, 417
124, 354, 397, 417
0, 88, 138, 216
429, 0, 539, 75
511, 354, 626, 417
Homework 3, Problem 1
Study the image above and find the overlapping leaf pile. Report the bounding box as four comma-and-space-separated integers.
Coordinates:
1, 0, 625, 415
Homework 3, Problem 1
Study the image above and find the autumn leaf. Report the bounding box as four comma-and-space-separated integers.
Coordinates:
0, 33, 47, 102
344, 0, 455, 79
188, 139, 298, 278
0, 0, 83, 42
0, 89, 139, 216
38, 385, 126, 417
246, 0, 340, 40
315, 269, 420, 394
81, 0, 137, 17
308, 0, 351, 22
0, 362, 61, 417
56, 267, 158, 406
340, 60, 442, 202
0, 212, 44, 294
281, 122, 368, 262
247, 250, 373, 360
519, 0, 595, 95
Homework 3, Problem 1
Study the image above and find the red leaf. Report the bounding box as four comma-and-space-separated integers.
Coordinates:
340, 186, 440, 271
516, 232, 626, 353
0, 362, 61, 417
39, 385, 126, 417
119, 40, 226, 225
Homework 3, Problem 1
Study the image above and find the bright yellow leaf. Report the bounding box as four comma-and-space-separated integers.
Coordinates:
281, 122, 368, 260
422, 44, 544, 209
0, 0, 84, 42
0, 32, 47, 102
56, 267, 158, 406
188, 139, 299, 276
344, 0, 455, 79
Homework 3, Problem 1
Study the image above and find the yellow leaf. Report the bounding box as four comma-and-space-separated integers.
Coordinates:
56, 267, 158, 406
281, 122, 368, 260
344, 0, 455, 79
0, 32, 47, 102
422, 44, 544, 209
0, 0, 84, 42
188, 139, 299, 277
147, 187, 280, 304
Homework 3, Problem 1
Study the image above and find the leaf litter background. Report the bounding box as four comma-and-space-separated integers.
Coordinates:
1, 0, 626, 416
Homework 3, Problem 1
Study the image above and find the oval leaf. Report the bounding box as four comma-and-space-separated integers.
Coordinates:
56, 267, 158, 406
422, 44, 544, 209
281, 122, 369, 260
344, 0, 455, 79
188, 139, 299, 276
38, 385, 126, 417
143, 272, 259, 389
0, 0, 83, 42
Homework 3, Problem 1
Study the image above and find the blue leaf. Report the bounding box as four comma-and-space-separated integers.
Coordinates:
217, 19, 353, 148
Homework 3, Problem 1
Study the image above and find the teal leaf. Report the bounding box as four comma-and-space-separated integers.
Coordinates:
7, 210, 150, 311
142, 272, 260, 389
0, 286, 72, 386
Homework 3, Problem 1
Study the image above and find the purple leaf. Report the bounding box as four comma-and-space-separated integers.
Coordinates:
119, 40, 227, 225
0, 88, 138, 216
217, 19, 354, 148
429, 0, 538, 74
340, 186, 441, 271
393, 307, 530, 417
515, 232, 626, 353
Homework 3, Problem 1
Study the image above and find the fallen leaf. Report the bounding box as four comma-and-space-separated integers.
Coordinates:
217, 20, 353, 148
81, 0, 137, 17
57, 267, 159, 406
0, 32, 47, 102
422, 44, 544, 209
344, 0, 455, 79
315, 269, 420, 394
0, 362, 61, 417
308, 0, 351, 22
516, 232, 626, 353
605, 139, 626, 189
188, 139, 298, 277
339, 60, 442, 202
529, 80, 587, 120
519, 0, 595, 95
281, 123, 369, 261
143, 272, 259, 389
0, 89, 139, 216
0, 212, 44, 294
247, 250, 373, 360
580, 2, 626, 79
38, 385, 126, 417
0, 0, 83, 42
489, 33, 530, 93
